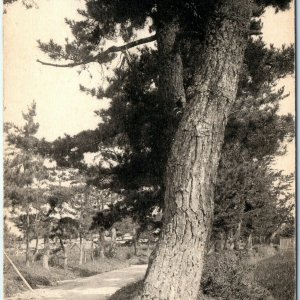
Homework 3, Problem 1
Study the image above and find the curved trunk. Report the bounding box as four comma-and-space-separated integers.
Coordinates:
142, 1, 251, 299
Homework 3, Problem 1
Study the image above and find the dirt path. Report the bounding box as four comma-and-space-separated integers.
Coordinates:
7, 265, 148, 300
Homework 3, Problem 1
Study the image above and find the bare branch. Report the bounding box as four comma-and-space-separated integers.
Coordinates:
37, 35, 157, 68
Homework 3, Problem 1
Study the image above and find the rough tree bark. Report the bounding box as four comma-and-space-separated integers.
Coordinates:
141, 1, 252, 299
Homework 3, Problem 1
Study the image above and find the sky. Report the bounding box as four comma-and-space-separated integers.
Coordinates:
3, 0, 295, 173
4, 0, 111, 141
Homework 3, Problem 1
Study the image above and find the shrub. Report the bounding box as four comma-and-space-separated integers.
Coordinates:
255, 252, 295, 300
200, 251, 271, 300
253, 245, 277, 258
20, 272, 51, 287
35, 252, 43, 261
109, 280, 144, 300
109, 251, 272, 300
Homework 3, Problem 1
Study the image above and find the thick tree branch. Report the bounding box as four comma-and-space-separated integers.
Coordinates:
37, 34, 157, 67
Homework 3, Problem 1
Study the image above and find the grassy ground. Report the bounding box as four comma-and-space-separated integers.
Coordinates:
4, 243, 152, 298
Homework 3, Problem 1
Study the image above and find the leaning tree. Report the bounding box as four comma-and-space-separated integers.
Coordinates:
9, 0, 293, 298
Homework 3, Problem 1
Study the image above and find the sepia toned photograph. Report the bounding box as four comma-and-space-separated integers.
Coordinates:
3, 0, 295, 299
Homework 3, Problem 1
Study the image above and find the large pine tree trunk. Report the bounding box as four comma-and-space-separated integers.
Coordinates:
142, 1, 251, 299
155, 10, 187, 160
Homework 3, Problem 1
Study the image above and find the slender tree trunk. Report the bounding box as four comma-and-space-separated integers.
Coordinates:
215, 232, 225, 252
13, 238, 16, 256
90, 234, 94, 262
25, 211, 30, 267
98, 230, 105, 259
43, 236, 50, 270
64, 251, 68, 269
31, 233, 39, 263
224, 230, 233, 250
245, 233, 253, 251
233, 221, 242, 250
267, 223, 284, 244
142, 1, 251, 299
60, 239, 68, 269
8, 237, 12, 256
32, 190, 40, 263
79, 233, 83, 265
110, 227, 117, 255
132, 228, 139, 256
84, 249, 87, 263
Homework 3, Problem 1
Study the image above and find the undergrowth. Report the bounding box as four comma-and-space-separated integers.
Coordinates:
254, 251, 295, 300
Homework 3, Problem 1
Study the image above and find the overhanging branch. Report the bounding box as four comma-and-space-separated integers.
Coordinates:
37, 34, 157, 68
